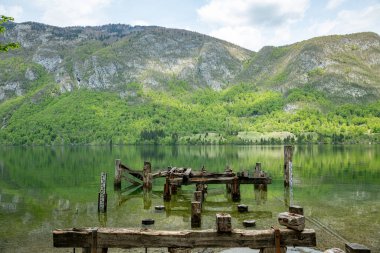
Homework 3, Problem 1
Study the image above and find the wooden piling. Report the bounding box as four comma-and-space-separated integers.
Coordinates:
216, 213, 231, 233
231, 176, 240, 202
170, 172, 178, 194
191, 201, 201, 227
284, 145, 293, 187
345, 243, 371, 253
225, 166, 232, 193
164, 176, 171, 201
194, 191, 203, 205
98, 172, 107, 213
143, 162, 152, 190
114, 159, 121, 190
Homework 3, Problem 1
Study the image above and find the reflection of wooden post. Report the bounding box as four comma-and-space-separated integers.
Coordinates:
284, 145, 293, 187
191, 201, 201, 227
225, 166, 232, 193
143, 161, 152, 190
143, 188, 152, 210
345, 243, 371, 253
216, 213, 231, 233
170, 173, 177, 194
114, 159, 121, 190
231, 176, 240, 201
98, 172, 107, 213
163, 176, 171, 201
254, 162, 262, 190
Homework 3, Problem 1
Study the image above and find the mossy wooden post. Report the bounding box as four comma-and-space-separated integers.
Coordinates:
170, 172, 178, 194
163, 176, 171, 201
114, 159, 121, 190
216, 213, 231, 233
143, 161, 152, 190
225, 166, 232, 193
345, 243, 371, 253
284, 146, 293, 187
231, 176, 240, 201
191, 201, 201, 227
98, 172, 107, 213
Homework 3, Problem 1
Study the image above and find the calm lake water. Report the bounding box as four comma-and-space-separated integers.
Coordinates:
0, 145, 379, 252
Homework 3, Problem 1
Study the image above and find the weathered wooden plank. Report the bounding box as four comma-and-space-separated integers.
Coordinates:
53, 228, 316, 249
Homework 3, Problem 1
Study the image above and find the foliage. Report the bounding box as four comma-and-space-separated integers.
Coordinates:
0, 15, 20, 52
0, 80, 379, 145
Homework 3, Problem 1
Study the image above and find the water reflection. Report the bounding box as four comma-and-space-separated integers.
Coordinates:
0, 145, 379, 252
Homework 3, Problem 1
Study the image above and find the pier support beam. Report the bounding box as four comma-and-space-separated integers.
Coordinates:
143, 162, 152, 190
98, 172, 107, 213
231, 176, 240, 201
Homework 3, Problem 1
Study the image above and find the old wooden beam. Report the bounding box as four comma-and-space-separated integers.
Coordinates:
284, 145, 293, 187
114, 159, 121, 189
171, 177, 271, 185
345, 243, 371, 253
53, 228, 316, 249
191, 201, 201, 228
98, 172, 107, 213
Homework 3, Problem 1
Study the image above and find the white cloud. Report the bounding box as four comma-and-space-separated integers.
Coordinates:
326, 0, 345, 10
34, 0, 112, 27
0, 5, 24, 21
309, 4, 380, 36
197, 0, 309, 51
197, 0, 309, 27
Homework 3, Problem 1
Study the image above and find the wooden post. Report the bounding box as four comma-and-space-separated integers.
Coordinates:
284, 145, 293, 187
345, 243, 371, 253
143, 161, 152, 190
98, 172, 107, 213
170, 172, 178, 194
289, 205, 303, 215
278, 212, 305, 231
163, 176, 171, 201
231, 176, 240, 201
114, 159, 121, 190
254, 162, 263, 190
194, 191, 203, 208
216, 213, 231, 233
191, 201, 201, 227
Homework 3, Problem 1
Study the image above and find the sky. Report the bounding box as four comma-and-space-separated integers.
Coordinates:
0, 0, 379, 51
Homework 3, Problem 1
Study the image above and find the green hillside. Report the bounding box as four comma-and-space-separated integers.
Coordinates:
0, 23, 379, 145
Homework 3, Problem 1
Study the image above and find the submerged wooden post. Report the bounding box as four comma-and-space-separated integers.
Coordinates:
284, 145, 293, 187
194, 191, 203, 208
345, 243, 371, 253
163, 176, 171, 201
191, 201, 201, 227
231, 176, 240, 201
143, 161, 152, 190
216, 213, 231, 233
98, 172, 107, 213
114, 159, 121, 190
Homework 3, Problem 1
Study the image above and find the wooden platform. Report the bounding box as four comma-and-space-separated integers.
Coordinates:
53, 227, 316, 249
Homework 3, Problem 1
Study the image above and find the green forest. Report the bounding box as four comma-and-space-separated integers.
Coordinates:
1, 76, 379, 145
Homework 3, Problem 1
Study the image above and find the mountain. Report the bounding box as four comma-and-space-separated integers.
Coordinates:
0, 22, 379, 145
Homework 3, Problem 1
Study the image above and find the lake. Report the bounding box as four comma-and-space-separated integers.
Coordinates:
0, 145, 379, 252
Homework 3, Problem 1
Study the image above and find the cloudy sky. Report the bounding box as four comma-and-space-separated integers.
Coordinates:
0, 0, 379, 51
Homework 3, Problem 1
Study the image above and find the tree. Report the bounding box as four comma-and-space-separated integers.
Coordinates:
0, 15, 20, 52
